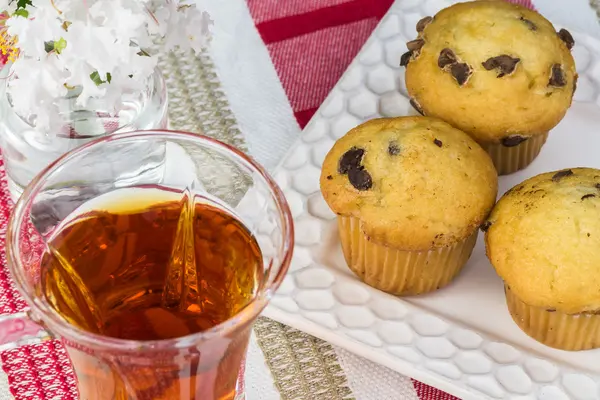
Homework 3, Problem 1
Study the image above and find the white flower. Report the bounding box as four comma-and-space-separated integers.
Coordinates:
185, 8, 212, 53
126, 47, 158, 77
62, 21, 121, 81
147, 1, 175, 37
89, 0, 146, 40
8, 55, 69, 129
155, 1, 213, 54
62, 55, 107, 107
6, 0, 64, 59
2, 0, 212, 133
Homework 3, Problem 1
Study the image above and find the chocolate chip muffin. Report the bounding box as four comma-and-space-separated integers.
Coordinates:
485, 168, 600, 350
320, 117, 497, 295
403, 1, 577, 175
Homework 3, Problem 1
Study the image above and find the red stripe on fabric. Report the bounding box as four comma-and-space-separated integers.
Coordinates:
1, 341, 78, 400
294, 108, 319, 129
412, 379, 460, 400
255, 0, 393, 44
267, 19, 377, 121
247, 0, 354, 25
0, 164, 27, 315
0, 156, 78, 400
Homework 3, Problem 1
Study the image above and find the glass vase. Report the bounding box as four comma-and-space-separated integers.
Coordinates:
0, 67, 168, 201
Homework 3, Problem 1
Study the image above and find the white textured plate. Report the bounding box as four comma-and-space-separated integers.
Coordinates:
262, 1, 600, 399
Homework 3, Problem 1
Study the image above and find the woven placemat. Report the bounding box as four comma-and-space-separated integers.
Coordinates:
157, 49, 354, 400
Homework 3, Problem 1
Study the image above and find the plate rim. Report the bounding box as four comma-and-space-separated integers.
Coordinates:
265, 1, 600, 399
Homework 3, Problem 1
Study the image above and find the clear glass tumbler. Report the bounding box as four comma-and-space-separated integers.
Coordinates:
2, 130, 294, 399
0, 67, 169, 202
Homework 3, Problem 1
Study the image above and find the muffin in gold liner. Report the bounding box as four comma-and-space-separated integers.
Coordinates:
505, 285, 600, 351
338, 216, 478, 295
403, 1, 576, 175
485, 168, 600, 351
320, 117, 497, 296
479, 133, 548, 176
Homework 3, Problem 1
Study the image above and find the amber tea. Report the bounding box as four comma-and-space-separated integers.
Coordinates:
40, 187, 263, 400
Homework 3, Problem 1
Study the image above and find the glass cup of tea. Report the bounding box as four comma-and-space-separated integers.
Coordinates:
2, 130, 294, 399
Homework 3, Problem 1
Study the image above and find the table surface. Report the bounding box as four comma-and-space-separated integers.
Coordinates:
1, 1, 600, 399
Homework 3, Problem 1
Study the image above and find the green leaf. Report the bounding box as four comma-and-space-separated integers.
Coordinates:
89, 71, 112, 86
44, 41, 55, 53
137, 49, 151, 57
14, 8, 28, 17
54, 37, 67, 54
16, 0, 32, 9
89, 71, 104, 86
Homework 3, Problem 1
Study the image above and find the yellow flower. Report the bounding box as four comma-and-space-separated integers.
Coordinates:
0, 32, 18, 63
0, 12, 18, 64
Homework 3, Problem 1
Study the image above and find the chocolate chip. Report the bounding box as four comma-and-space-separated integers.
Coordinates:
596, 183, 600, 189
582, 194, 596, 200
546, 308, 556, 313
400, 51, 412, 67
338, 147, 365, 174
519, 16, 537, 31
338, 147, 373, 190
548, 64, 567, 87
482, 55, 520, 77
552, 169, 573, 182
450, 63, 472, 86
438, 48, 457, 69
348, 167, 372, 191
388, 142, 400, 156
433, 138, 442, 147
416, 16, 433, 33
557, 28, 575, 50
480, 221, 492, 232
410, 98, 424, 115
406, 39, 425, 52
501, 135, 528, 147
326, 175, 333, 180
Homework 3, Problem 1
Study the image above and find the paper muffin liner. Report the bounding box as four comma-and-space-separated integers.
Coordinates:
505, 285, 600, 351
337, 216, 478, 296
480, 132, 549, 176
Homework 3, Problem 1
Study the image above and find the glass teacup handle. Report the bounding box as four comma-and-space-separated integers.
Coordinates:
0, 310, 52, 351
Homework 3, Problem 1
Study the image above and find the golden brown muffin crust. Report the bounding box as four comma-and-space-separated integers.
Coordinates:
485, 168, 600, 314
404, 0, 576, 143
320, 117, 497, 251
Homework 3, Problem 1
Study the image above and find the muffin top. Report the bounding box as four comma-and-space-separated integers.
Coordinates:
320, 117, 497, 251
404, 0, 576, 144
485, 168, 600, 314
